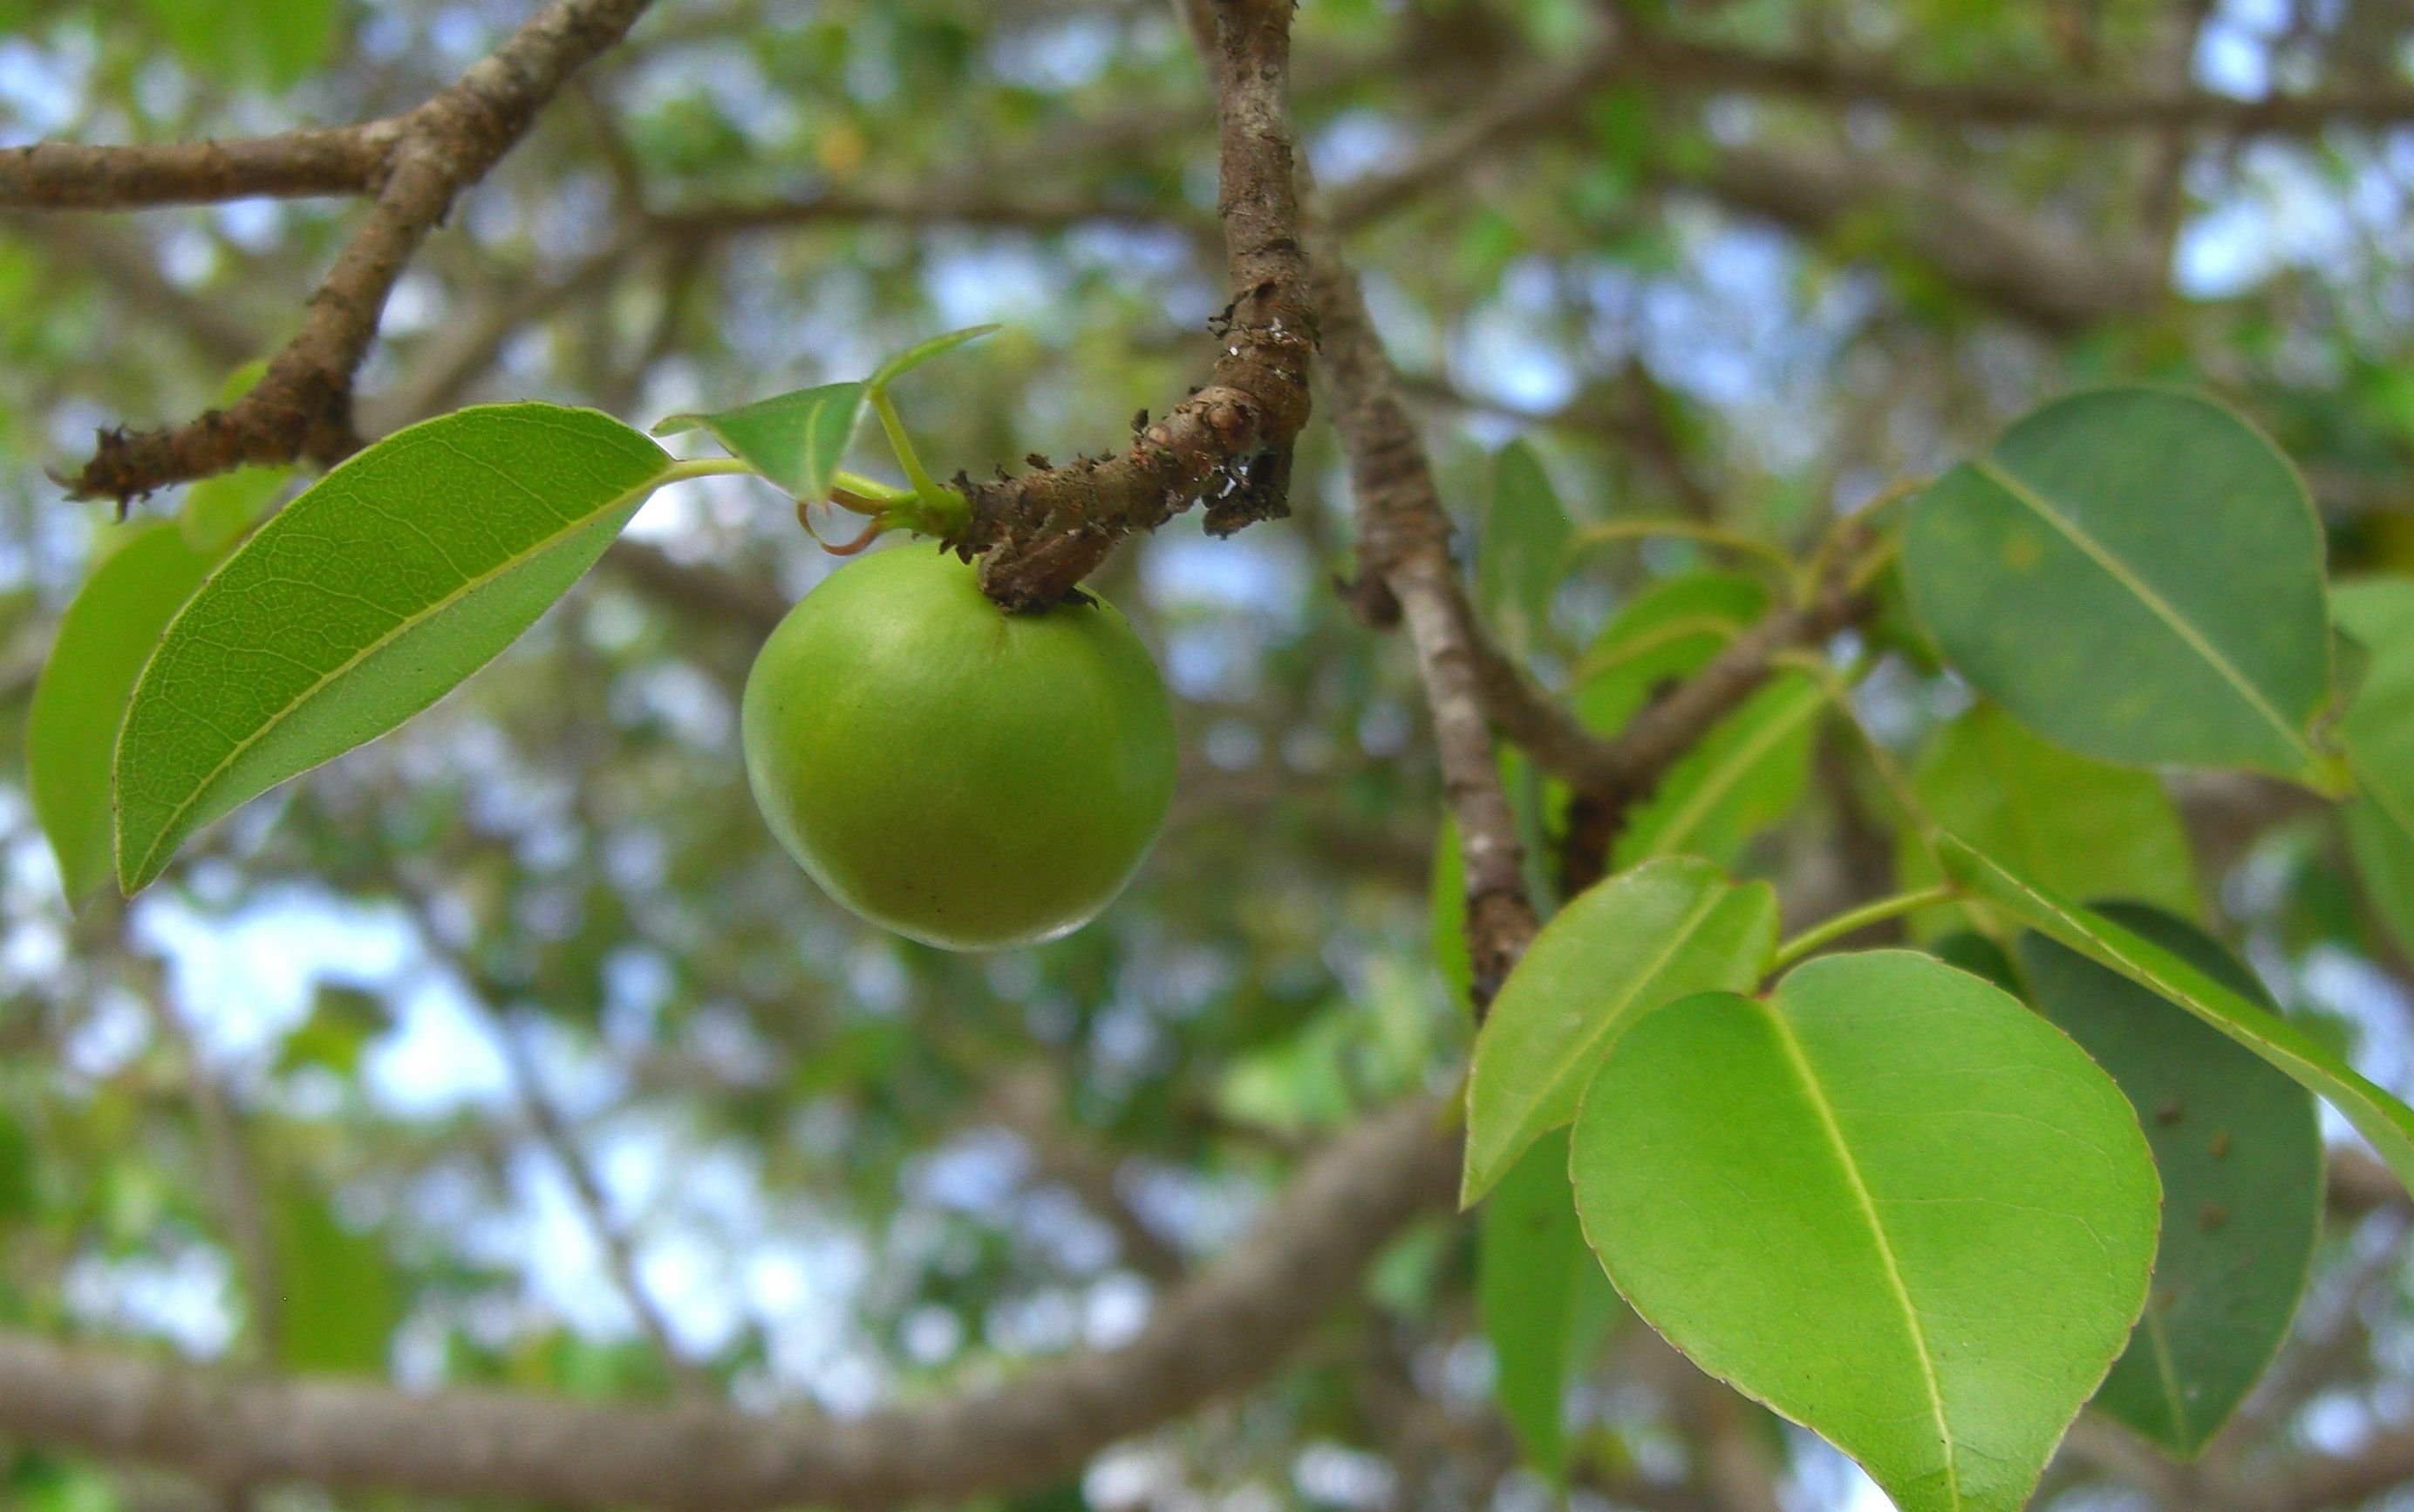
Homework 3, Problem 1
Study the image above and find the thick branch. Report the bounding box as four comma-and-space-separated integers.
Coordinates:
1307, 222, 1539, 1003
959, 0, 1315, 610
0, 1098, 1454, 1511
61, 0, 660, 503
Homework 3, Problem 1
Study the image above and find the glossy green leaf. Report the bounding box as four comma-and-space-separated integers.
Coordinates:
2335, 578, 2414, 956
1903, 389, 2336, 783
867, 323, 1002, 392
116, 405, 676, 893
28, 521, 217, 902
656, 381, 863, 503
1614, 673, 1823, 868
2018, 905, 2321, 1457
1573, 951, 2161, 1512
1477, 441, 1572, 657
1899, 702, 2199, 934
1941, 834, 2414, 1195
1463, 855, 1778, 1203
269, 1168, 403, 1375
1477, 1129, 1618, 1480
1572, 570, 1767, 732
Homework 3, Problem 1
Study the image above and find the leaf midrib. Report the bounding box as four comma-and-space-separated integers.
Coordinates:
1763, 1001, 1963, 1511
1970, 459, 2311, 768
1961, 845, 2414, 1164
119, 464, 672, 887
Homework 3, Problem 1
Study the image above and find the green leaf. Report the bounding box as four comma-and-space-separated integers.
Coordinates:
116, 405, 676, 893
2334, 578, 2414, 956
1613, 673, 1823, 868
1940, 833, 2414, 1195
656, 381, 863, 503
1572, 951, 2161, 1512
2017, 905, 2321, 1457
1477, 441, 1572, 657
1429, 813, 1473, 1006
1463, 855, 1778, 1203
1572, 570, 1767, 732
28, 521, 217, 902
1476, 1129, 1618, 1480
140, 0, 336, 87
1902, 389, 2336, 783
867, 323, 1002, 393
1899, 702, 2200, 935
276, 984, 389, 1080
269, 1168, 403, 1375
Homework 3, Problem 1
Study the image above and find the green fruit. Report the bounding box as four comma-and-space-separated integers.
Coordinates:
741, 546, 1177, 950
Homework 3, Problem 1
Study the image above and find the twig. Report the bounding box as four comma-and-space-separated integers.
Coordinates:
493, 1012, 713, 1400
58, 0, 661, 504
133, 974, 283, 1367
1556, 541, 1874, 895
0, 123, 404, 211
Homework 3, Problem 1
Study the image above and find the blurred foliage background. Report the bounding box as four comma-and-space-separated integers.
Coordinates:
3, 0, 2414, 1508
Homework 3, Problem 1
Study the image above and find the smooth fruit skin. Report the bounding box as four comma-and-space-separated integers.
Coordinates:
742, 545, 1176, 950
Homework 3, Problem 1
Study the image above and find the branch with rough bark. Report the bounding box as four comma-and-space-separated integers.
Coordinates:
0, 1097, 1455, 1511
46, 0, 659, 504
1308, 218, 1541, 1005
955, 0, 1315, 610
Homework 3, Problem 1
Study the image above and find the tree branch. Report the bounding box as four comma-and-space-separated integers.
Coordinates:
58, 0, 662, 504
494, 1011, 712, 1400
1627, 31, 2414, 134
0, 1097, 1455, 1511
0, 123, 404, 211
1306, 221, 1539, 1005
958, 0, 1315, 610
1552, 551, 1872, 896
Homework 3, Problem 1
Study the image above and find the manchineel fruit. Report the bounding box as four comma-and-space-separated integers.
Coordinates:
741, 545, 1176, 950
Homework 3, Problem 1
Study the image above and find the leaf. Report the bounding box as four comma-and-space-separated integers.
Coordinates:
1463, 855, 1778, 1203
1477, 441, 1572, 657
1613, 672, 1823, 868
1572, 951, 2161, 1512
140, 0, 336, 87
1572, 570, 1767, 733
1899, 703, 2200, 934
1902, 389, 2336, 783
1940, 834, 2414, 1195
655, 381, 863, 503
269, 1168, 403, 1375
867, 323, 1002, 393
28, 521, 217, 902
2334, 578, 2414, 956
1429, 814, 1473, 1007
2017, 905, 2322, 1457
115, 405, 676, 893
1477, 1129, 1619, 1480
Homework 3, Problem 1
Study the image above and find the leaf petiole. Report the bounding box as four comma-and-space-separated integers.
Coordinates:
1768, 885, 1959, 975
